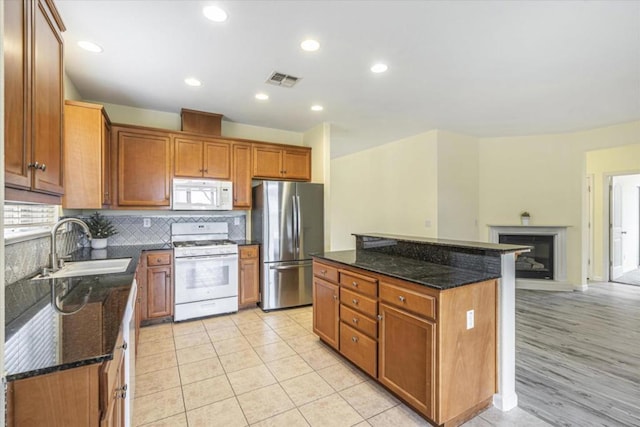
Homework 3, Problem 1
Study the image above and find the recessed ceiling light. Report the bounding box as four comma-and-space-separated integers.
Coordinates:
370, 63, 388, 73
77, 40, 103, 53
311, 105, 324, 112
255, 93, 269, 101
184, 77, 202, 87
300, 39, 320, 52
203, 5, 228, 22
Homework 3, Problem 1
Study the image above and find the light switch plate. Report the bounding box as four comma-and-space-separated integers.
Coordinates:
466, 310, 474, 329
143, 218, 151, 228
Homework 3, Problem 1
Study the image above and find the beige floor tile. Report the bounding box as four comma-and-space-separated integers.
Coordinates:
137, 338, 175, 358
227, 364, 277, 395
138, 411, 188, 427
133, 386, 184, 426
298, 346, 342, 370
243, 329, 283, 347
253, 341, 296, 362
461, 416, 493, 427
316, 363, 367, 391
136, 351, 177, 375
237, 320, 272, 335
274, 324, 309, 340
207, 325, 243, 342
236, 383, 295, 424
257, 310, 291, 320
218, 348, 264, 373
250, 408, 310, 427
178, 356, 225, 385
264, 316, 298, 329
172, 320, 205, 336
295, 319, 313, 330
231, 311, 262, 325
202, 315, 236, 330
139, 324, 173, 343
266, 354, 314, 381
280, 372, 335, 406
287, 333, 323, 354
368, 404, 432, 427
289, 312, 313, 323
339, 381, 399, 419
173, 331, 211, 350
186, 397, 247, 427
182, 375, 235, 410
136, 366, 181, 398
298, 393, 364, 427
176, 343, 216, 365
213, 336, 252, 356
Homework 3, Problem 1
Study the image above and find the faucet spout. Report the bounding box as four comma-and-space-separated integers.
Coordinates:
51, 218, 93, 272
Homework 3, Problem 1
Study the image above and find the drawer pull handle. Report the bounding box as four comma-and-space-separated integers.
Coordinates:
398, 296, 406, 303
352, 298, 359, 305
352, 281, 358, 287
157, 258, 162, 263
320, 269, 327, 275
352, 317, 359, 324
351, 336, 359, 343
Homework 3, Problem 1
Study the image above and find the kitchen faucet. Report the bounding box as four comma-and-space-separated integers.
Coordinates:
50, 218, 92, 272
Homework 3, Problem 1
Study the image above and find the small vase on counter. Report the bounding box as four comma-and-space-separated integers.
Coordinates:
91, 238, 108, 249
520, 211, 531, 225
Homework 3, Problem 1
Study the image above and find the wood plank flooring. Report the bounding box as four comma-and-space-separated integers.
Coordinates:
516, 283, 640, 427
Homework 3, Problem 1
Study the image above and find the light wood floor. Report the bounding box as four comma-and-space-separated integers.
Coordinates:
516, 282, 640, 427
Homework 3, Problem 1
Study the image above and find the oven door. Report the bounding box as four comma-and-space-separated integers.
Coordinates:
174, 253, 239, 304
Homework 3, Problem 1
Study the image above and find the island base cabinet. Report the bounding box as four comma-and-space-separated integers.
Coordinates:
340, 323, 377, 377
378, 303, 435, 420
312, 277, 339, 350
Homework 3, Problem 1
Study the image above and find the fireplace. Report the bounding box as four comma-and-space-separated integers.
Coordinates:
499, 234, 554, 280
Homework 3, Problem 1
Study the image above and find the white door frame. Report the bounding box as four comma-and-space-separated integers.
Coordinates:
587, 174, 594, 280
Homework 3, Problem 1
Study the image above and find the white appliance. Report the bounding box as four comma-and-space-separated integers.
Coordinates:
171, 222, 239, 321
172, 178, 233, 211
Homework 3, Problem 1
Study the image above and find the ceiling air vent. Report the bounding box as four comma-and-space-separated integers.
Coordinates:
266, 71, 301, 88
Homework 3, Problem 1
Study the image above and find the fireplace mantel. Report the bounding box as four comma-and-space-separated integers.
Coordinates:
488, 225, 571, 291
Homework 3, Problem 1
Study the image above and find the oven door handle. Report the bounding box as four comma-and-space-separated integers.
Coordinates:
175, 254, 238, 261
270, 262, 312, 271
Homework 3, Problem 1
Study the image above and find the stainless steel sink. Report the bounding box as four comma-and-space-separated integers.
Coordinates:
32, 258, 132, 280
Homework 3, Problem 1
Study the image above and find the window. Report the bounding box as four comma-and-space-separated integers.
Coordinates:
3, 203, 59, 242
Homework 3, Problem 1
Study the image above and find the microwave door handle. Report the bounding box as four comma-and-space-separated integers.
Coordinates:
213, 187, 219, 208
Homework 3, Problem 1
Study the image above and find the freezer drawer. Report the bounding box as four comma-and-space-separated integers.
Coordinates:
261, 261, 313, 310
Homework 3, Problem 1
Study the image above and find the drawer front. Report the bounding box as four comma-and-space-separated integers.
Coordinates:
340, 287, 377, 318
147, 252, 171, 266
340, 323, 377, 377
313, 261, 339, 283
339, 270, 378, 298
380, 282, 436, 320
239, 245, 259, 259
340, 304, 377, 338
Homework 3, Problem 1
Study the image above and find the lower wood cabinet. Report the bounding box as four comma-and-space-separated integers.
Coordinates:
312, 276, 340, 350
239, 245, 260, 308
139, 250, 174, 323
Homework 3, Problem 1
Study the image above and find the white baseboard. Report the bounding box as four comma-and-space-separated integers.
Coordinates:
591, 275, 603, 282
515, 279, 573, 291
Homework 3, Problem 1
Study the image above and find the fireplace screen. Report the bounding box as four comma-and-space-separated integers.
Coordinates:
499, 234, 554, 280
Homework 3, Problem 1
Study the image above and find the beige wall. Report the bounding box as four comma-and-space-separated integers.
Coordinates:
64, 73, 81, 100
330, 130, 439, 250
304, 122, 331, 249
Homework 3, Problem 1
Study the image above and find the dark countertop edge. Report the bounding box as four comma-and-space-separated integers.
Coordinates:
6, 354, 113, 382
312, 252, 501, 290
233, 240, 260, 246
353, 233, 530, 253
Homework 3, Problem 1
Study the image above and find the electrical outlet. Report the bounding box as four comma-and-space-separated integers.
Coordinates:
466, 310, 474, 330
143, 218, 151, 228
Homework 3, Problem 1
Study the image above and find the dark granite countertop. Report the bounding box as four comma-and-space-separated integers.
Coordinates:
233, 240, 260, 246
4, 244, 168, 381
354, 233, 530, 254
312, 250, 501, 290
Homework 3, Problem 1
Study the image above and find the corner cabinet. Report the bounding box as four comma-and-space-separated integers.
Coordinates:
4, 0, 65, 202
252, 144, 311, 181
139, 250, 174, 323
113, 126, 172, 208
238, 245, 260, 308
232, 143, 252, 209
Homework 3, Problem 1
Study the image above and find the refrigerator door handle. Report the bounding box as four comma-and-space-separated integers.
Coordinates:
270, 262, 312, 271
292, 195, 300, 257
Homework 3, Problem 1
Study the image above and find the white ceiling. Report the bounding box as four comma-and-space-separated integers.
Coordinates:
57, 1, 640, 158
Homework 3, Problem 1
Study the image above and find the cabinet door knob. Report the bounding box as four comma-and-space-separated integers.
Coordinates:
204, 169, 208, 173
320, 269, 327, 275
352, 281, 358, 287
398, 296, 406, 303
377, 314, 383, 321
333, 294, 338, 300
351, 336, 358, 343
39, 163, 46, 171
352, 298, 359, 305
118, 341, 128, 350
352, 317, 359, 324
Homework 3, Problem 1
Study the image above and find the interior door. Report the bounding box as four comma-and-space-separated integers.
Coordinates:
610, 179, 624, 280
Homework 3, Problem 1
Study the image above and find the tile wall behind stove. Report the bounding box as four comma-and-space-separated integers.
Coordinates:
75, 214, 247, 246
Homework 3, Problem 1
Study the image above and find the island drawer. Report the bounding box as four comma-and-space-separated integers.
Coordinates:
340, 323, 377, 377
380, 282, 436, 320
147, 252, 171, 266
313, 261, 339, 283
340, 288, 377, 317
239, 245, 258, 259
340, 304, 377, 338
339, 270, 377, 297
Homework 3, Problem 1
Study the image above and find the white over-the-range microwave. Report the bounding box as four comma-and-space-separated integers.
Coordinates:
172, 178, 233, 210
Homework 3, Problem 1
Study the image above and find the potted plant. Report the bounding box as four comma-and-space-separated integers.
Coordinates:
520, 211, 531, 225
86, 212, 117, 249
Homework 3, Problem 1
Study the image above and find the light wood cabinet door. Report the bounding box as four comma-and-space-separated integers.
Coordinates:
117, 129, 172, 207
312, 277, 340, 350
102, 117, 112, 205
232, 143, 252, 209
252, 145, 283, 178
101, 344, 125, 427
378, 303, 435, 420
146, 265, 173, 319
203, 140, 231, 179
174, 137, 203, 177
283, 148, 311, 180
239, 258, 260, 307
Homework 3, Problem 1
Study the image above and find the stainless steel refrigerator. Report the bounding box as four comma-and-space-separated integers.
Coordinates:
252, 181, 324, 310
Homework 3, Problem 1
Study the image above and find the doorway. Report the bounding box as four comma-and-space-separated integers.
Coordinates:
609, 174, 640, 285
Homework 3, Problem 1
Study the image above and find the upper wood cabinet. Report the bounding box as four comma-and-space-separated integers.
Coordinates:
114, 126, 172, 208
174, 136, 231, 179
252, 144, 311, 181
4, 0, 65, 201
232, 143, 252, 209
62, 101, 111, 209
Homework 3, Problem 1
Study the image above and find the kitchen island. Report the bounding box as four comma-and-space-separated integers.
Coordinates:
312, 233, 528, 427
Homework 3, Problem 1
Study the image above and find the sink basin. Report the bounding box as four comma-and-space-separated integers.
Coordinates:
33, 258, 132, 280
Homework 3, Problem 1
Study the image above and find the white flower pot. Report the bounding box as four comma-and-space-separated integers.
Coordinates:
91, 238, 108, 249
521, 217, 530, 226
